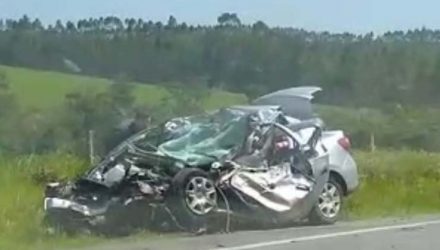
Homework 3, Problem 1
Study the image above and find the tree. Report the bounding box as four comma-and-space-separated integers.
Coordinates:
31, 18, 43, 31
17, 15, 31, 30
252, 21, 268, 32
217, 13, 241, 26
77, 19, 87, 32
63, 89, 116, 156
125, 18, 136, 32
166, 15, 178, 29
66, 21, 76, 32
55, 20, 65, 32
179, 22, 188, 31
5, 19, 17, 30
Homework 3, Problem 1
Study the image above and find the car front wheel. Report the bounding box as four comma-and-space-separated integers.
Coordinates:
167, 168, 217, 233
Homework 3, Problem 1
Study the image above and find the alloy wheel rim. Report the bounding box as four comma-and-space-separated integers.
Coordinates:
318, 182, 341, 219
185, 176, 217, 215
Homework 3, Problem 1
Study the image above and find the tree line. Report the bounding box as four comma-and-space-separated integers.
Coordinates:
2, 14, 440, 107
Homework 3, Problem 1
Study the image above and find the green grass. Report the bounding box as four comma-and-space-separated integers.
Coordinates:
345, 150, 440, 218
2, 150, 440, 249
0, 65, 247, 111
0, 154, 92, 250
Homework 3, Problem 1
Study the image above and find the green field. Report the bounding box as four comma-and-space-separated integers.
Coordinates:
0, 65, 247, 111
0, 64, 383, 123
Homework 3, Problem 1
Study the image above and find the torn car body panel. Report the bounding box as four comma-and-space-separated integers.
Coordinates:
230, 164, 314, 213
252, 86, 322, 120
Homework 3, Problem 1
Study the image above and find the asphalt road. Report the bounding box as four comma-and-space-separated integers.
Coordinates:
77, 215, 440, 250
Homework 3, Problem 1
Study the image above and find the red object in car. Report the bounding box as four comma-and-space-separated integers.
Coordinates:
275, 136, 295, 150
338, 136, 351, 151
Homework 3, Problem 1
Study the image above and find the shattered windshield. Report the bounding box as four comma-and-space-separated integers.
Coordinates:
151, 107, 284, 165
156, 108, 249, 165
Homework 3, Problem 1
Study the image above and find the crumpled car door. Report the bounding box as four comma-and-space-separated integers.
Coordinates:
230, 163, 313, 213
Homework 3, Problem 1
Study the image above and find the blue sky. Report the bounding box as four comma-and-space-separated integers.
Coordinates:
1, 0, 439, 34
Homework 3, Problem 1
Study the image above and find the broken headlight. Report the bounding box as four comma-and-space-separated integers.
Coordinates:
45, 182, 61, 197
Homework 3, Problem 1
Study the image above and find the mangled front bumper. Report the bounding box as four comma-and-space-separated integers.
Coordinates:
43, 197, 108, 232
44, 197, 95, 216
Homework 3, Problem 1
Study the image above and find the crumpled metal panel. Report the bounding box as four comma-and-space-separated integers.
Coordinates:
230, 163, 313, 213
252, 86, 321, 120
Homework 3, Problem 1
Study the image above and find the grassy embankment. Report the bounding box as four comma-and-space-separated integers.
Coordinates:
346, 150, 440, 218
2, 150, 440, 249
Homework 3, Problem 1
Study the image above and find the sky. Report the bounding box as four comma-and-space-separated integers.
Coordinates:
1, 0, 440, 34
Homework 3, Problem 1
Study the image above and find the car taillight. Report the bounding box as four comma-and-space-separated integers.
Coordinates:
338, 136, 351, 151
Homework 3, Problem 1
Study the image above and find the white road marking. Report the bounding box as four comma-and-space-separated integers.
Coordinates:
214, 219, 440, 250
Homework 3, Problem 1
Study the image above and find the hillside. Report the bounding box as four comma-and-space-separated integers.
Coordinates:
0, 65, 247, 110
3, 65, 440, 152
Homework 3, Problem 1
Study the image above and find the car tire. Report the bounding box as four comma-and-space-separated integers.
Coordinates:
167, 168, 217, 234
308, 176, 343, 225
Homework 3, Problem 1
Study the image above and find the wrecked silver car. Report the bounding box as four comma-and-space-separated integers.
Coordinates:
43, 103, 335, 235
